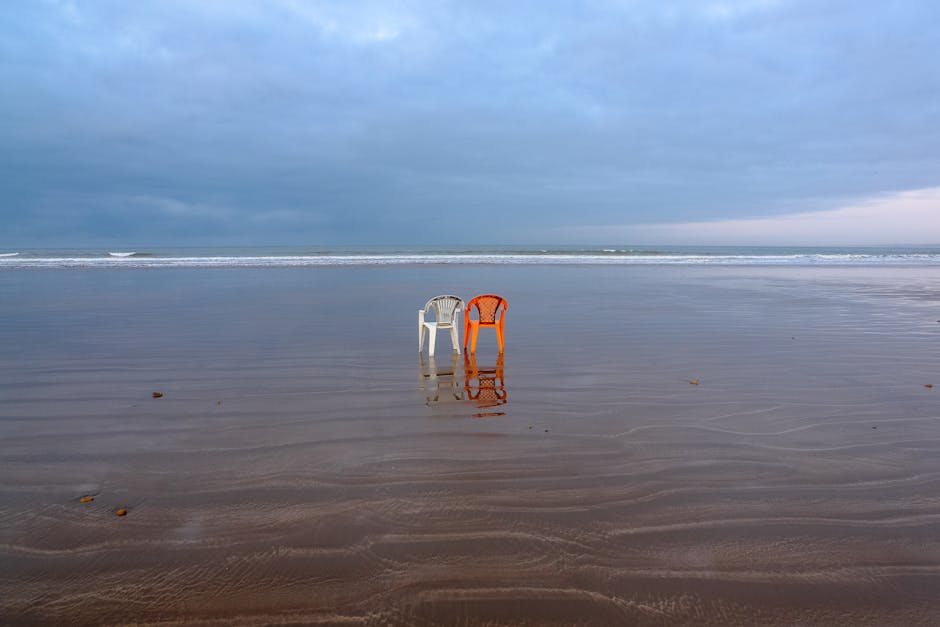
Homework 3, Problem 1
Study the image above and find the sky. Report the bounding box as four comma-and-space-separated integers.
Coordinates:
1, 0, 939, 246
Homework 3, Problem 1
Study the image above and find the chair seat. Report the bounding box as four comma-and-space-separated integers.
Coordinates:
423, 320, 457, 329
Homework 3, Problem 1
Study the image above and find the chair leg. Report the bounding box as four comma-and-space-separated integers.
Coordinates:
471, 325, 479, 354
428, 327, 437, 357
450, 325, 460, 354
419, 323, 426, 352
496, 325, 504, 353
463, 319, 470, 351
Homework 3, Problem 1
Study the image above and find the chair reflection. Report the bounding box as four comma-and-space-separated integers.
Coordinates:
463, 353, 507, 415
418, 353, 464, 404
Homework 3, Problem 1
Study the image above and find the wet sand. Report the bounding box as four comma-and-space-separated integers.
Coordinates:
2, 265, 940, 625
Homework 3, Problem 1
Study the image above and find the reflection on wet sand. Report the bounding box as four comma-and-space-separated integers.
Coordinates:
464, 353, 507, 417
418, 353, 464, 404
418, 353, 509, 416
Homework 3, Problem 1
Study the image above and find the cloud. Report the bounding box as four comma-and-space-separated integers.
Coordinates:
272, 0, 419, 44
122, 195, 235, 220
1, 1, 939, 245
565, 186, 940, 245
701, 0, 781, 21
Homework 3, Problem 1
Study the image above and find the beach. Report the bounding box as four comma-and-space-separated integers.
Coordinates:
2, 263, 940, 625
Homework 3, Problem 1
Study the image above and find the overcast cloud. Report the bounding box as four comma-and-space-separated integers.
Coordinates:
1, 0, 938, 245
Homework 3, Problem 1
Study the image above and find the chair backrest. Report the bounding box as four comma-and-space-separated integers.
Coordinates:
424, 295, 464, 324
466, 294, 508, 323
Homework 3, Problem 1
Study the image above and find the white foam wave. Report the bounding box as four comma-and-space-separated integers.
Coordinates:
2, 253, 940, 269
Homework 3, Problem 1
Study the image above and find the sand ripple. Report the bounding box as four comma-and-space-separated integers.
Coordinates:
4, 265, 940, 624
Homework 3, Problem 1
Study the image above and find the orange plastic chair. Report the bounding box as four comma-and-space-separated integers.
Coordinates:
463, 294, 508, 354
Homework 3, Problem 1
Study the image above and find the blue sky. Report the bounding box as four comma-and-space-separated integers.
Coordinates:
1, 0, 938, 246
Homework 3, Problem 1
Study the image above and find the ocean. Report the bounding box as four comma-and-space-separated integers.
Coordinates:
2, 244, 940, 268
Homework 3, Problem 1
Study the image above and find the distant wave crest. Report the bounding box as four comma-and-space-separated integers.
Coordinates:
3, 251, 940, 269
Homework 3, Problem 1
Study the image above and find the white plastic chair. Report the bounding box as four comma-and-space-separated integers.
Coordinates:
419, 295, 464, 356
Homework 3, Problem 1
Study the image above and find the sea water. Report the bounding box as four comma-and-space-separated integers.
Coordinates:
2, 245, 940, 269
